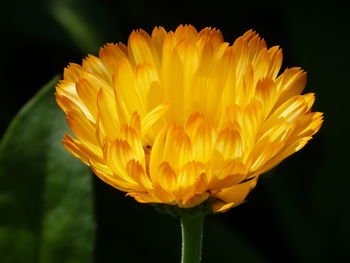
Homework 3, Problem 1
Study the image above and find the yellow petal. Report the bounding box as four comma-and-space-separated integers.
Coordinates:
177, 161, 205, 191
215, 128, 244, 159
63, 63, 82, 82
185, 113, 216, 163
128, 30, 157, 67
96, 88, 120, 141
275, 67, 307, 106
99, 43, 128, 75
56, 80, 92, 119
213, 177, 258, 213
66, 109, 100, 152
141, 102, 170, 144
113, 58, 146, 116
162, 125, 192, 170
82, 55, 111, 83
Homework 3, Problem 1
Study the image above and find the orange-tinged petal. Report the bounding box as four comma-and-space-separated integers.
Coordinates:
120, 122, 144, 165
82, 55, 111, 83
175, 24, 198, 41
213, 177, 258, 212
215, 128, 244, 160
185, 113, 216, 163
162, 125, 192, 170
177, 161, 205, 191
149, 125, 168, 181
66, 110, 100, 152
126, 160, 152, 190
128, 30, 157, 67
198, 27, 224, 48
127, 192, 160, 204
258, 112, 323, 174
141, 102, 170, 143
208, 160, 248, 190
62, 133, 94, 165
57, 78, 97, 114
75, 71, 112, 120
267, 46, 283, 79
96, 88, 120, 141
275, 67, 307, 106
63, 63, 82, 82
255, 78, 278, 119
151, 26, 167, 62
99, 43, 128, 75
157, 162, 177, 192
249, 121, 294, 171
181, 193, 210, 208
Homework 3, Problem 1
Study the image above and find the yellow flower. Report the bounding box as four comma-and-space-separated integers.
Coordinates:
56, 25, 323, 213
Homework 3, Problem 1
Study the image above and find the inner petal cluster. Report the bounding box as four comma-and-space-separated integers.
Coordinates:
56, 25, 323, 213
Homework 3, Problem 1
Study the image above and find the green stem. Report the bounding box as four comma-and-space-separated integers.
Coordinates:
181, 213, 205, 263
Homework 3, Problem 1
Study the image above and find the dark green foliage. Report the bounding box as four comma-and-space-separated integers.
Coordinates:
0, 77, 95, 263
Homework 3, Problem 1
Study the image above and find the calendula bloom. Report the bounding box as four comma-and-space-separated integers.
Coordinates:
56, 25, 323, 213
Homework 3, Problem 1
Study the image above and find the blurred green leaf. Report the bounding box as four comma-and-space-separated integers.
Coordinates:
0, 76, 95, 263
50, 0, 102, 54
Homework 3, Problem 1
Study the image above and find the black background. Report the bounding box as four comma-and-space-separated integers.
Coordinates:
1, 0, 349, 262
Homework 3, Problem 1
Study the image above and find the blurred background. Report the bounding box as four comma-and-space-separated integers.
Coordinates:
0, 0, 349, 262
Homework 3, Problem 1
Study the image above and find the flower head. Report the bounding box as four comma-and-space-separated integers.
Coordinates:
56, 25, 323, 213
